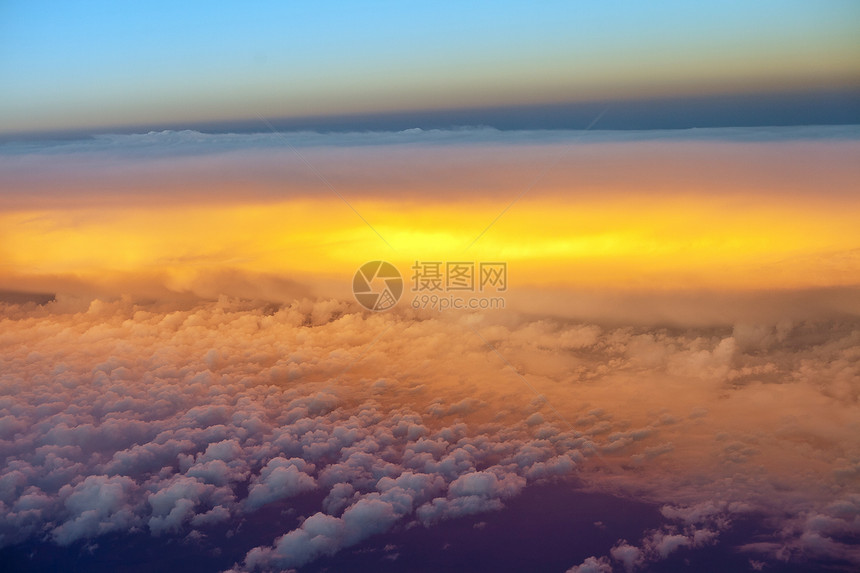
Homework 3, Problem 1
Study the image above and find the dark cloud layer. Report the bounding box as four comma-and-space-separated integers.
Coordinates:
2, 126, 858, 209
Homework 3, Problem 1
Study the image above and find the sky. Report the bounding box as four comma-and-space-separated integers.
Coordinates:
2, 127, 860, 298
1, 0, 859, 134
1, 3, 860, 573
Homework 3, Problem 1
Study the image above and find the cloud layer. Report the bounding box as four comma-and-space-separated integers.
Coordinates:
0, 295, 857, 571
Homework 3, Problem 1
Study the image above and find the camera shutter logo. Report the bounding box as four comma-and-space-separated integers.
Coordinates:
352, 261, 403, 311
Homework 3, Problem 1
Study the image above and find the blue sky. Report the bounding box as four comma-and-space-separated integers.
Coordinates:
1, 0, 858, 133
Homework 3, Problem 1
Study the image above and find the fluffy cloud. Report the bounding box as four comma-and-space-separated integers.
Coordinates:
0, 295, 857, 571
52, 475, 141, 545
568, 501, 753, 571
245, 457, 316, 511
566, 555, 613, 573
609, 542, 643, 573
244, 497, 403, 570
147, 475, 235, 535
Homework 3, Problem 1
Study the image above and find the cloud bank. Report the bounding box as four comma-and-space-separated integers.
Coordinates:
0, 296, 857, 571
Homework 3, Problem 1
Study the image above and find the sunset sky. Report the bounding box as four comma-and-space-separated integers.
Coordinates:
1, 2, 859, 573
2, 0, 859, 134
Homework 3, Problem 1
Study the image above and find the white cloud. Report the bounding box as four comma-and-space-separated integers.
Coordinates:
245, 458, 316, 511
609, 542, 643, 573
52, 475, 141, 545
566, 555, 613, 573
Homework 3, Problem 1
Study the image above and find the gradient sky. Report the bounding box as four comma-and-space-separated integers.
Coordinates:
2, 0, 859, 134
2, 4, 860, 572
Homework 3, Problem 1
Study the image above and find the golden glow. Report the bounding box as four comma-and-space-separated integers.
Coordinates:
2, 193, 859, 293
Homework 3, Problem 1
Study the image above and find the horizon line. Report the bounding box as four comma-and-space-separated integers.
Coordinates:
3, 86, 859, 142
